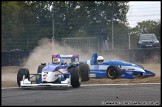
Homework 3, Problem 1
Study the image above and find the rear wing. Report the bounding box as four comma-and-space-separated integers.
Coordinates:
52, 54, 79, 63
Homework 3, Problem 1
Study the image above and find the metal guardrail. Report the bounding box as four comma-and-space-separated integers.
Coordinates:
1, 48, 160, 66
1, 50, 32, 66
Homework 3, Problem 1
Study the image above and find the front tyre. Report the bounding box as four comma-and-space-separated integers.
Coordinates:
17, 68, 30, 87
70, 67, 81, 88
107, 66, 121, 79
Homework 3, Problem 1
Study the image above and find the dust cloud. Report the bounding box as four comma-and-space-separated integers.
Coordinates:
22, 38, 124, 74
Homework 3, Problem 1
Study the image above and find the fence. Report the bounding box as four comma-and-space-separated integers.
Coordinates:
1, 48, 160, 66
62, 37, 100, 51
1, 37, 40, 51
2, 1, 160, 52
100, 48, 160, 63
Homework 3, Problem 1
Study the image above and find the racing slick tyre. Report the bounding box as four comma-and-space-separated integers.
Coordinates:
79, 62, 90, 81
107, 66, 121, 79
70, 67, 81, 88
37, 63, 46, 73
17, 68, 30, 87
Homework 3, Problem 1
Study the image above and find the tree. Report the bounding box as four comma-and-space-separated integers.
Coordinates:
2, 1, 130, 51
2, 1, 26, 50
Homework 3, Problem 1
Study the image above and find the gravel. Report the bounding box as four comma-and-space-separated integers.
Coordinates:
1, 64, 160, 87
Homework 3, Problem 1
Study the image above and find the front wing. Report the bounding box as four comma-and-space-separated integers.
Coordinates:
20, 75, 71, 87
121, 70, 155, 79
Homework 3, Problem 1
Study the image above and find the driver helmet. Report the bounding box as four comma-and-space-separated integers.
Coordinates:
97, 56, 104, 64
53, 58, 61, 64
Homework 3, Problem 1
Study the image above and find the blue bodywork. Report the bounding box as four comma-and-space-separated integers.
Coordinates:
86, 52, 155, 79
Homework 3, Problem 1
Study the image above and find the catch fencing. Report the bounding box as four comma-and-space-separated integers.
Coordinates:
62, 37, 100, 51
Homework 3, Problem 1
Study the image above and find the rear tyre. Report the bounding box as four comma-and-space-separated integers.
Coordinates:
17, 68, 30, 87
79, 62, 90, 81
37, 63, 46, 73
36, 64, 46, 83
107, 66, 121, 79
70, 67, 81, 88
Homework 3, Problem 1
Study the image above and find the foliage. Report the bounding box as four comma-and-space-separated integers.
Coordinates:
2, 1, 132, 50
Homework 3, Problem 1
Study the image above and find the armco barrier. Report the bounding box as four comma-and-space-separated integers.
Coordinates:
1, 48, 160, 66
1, 50, 32, 66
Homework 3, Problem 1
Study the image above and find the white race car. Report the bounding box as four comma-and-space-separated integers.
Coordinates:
17, 54, 90, 88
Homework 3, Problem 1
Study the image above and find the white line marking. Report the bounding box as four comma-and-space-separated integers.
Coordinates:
1, 87, 20, 89
81, 83, 161, 86
2, 83, 161, 89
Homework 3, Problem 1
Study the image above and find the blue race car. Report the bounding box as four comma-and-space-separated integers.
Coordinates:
83, 52, 155, 79
17, 54, 90, 88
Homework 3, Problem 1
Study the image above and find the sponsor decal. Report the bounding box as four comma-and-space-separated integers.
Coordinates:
43, 73, 47, 80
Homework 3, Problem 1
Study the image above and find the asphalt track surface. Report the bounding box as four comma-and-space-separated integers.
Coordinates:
2, 84, 161, 106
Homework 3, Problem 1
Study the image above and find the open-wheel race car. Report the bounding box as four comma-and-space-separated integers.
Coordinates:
17, 54, 90, 88
83, 52, 155, 79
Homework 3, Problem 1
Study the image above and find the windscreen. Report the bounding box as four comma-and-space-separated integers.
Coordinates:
139, 34, 157, 41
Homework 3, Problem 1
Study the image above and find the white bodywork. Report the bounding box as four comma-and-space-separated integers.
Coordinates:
20, 74, 71, 87
42, 72, 59, 82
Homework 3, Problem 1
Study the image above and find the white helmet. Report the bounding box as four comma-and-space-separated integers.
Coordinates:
97, 56, 104, 64
53, 58, 60, 64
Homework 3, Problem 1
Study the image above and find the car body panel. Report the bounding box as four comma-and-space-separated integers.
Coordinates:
85, 52, 155, 79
